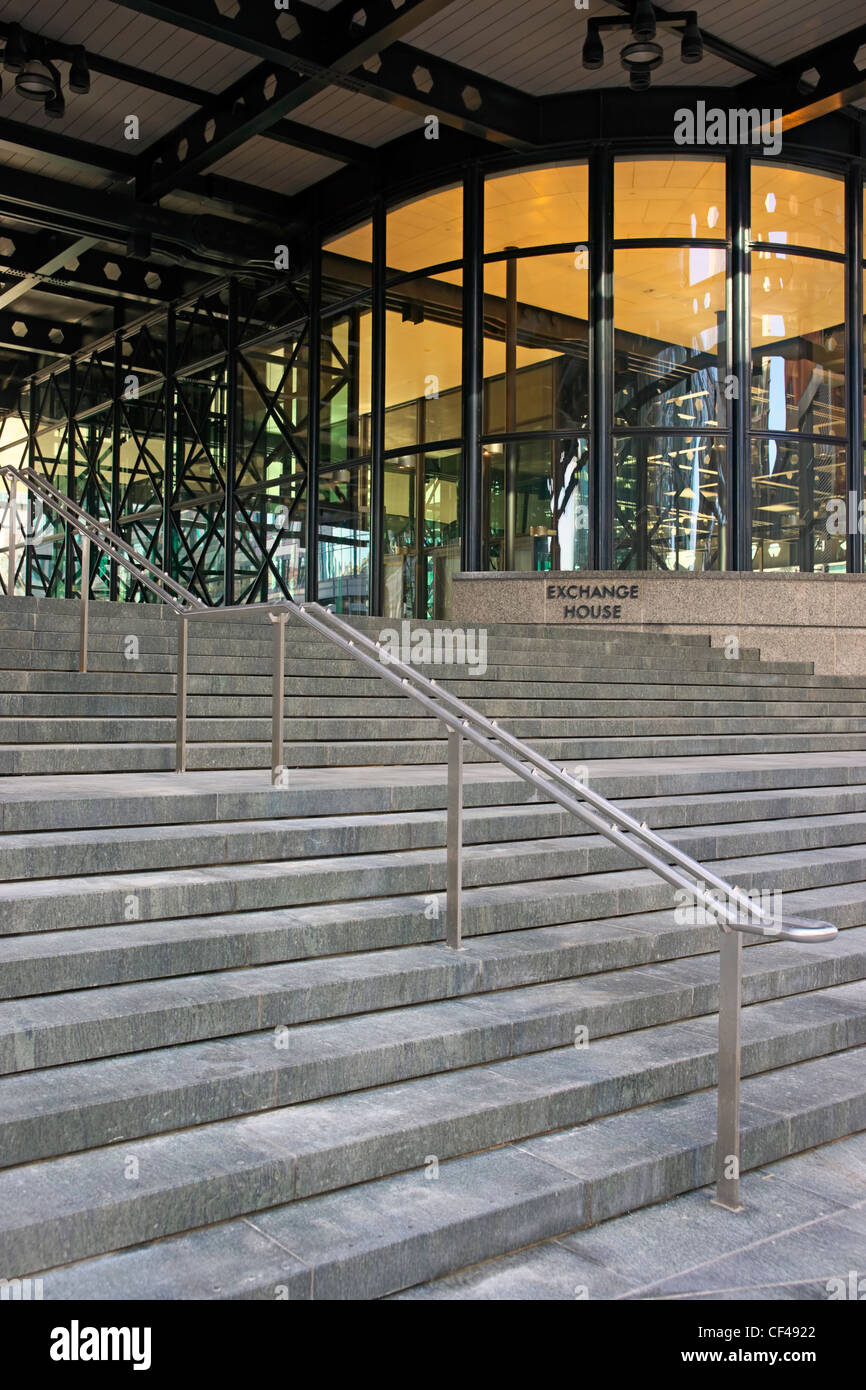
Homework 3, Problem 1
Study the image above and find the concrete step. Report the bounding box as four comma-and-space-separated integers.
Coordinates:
3, 788, 866, 882
2, 940, 864, 1168
1, 868, 863, 1071
26, 1052, 866, 1300
0, 1002, 861, 1276
7, 729, 866, 775
2, 818, 866, 937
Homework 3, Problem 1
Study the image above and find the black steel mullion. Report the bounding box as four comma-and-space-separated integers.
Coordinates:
460, 163, 483, 574
306, 246, 322, 603
369, 197, 386, 616
846, 166, 864, 572
728, 149, 751, 572
590, 145, 613, 570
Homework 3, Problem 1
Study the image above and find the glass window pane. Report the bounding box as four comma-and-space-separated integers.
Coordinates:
751, 165, 844, 256
384, 449, 461, 619
385, 273, 462, 449
386, 186, 462, 275
483, 254, 589, 433
614, 159, 726, 240
614, 247, 727, 429
750, 253, 845, 436
485, 436, 589, 572
752, 439, 846, 572
615, 435, 728, 572
484, 163, 588, 253
318, 466, 370, 614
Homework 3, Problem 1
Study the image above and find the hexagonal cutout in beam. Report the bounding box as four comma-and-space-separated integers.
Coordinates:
412, 65, 433, 94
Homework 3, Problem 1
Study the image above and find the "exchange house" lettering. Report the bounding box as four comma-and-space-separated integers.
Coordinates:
547, 581, 638, 621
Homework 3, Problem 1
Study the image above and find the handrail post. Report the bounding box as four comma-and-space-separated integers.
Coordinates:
78, 532, 90, 673
271, 612, 287, 787
176, 613, 188, 773
6, 475, 16, 596
446, 729, 463, 949
713, 926, 744, 1212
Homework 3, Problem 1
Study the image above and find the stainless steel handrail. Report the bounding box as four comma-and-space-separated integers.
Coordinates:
0, 462, 838, 1212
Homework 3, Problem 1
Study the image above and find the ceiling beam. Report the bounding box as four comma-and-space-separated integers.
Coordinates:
0, 310, 83, 357
0, 226, 187, 305
117, 0, 456, 196
735, 22, 866, 130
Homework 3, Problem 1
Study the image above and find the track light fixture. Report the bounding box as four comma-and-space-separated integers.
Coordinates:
681, 13, 703, 63
3, 24, 27, 72
580, 5, 702, 89
0, 25, 90, 116
581, 21, 604, 70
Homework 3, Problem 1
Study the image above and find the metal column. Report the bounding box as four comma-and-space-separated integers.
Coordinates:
305, 244, 322, 602
846, 166, 864, 572
369, 198, 386, 616
446, 728, 463, 950
223, 277, 239, 606
728, 150, 751, 572
713, 926, 744, 1212
589, 146, 613, 569
461, 164, 484, 574
504, 249, 518, 571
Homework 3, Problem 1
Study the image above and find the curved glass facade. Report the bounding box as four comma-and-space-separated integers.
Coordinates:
3, 148, 864, 613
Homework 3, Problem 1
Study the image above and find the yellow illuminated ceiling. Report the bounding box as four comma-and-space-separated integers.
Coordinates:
615, 247, 725, 353
751, 165, 844, 256
614, 159, 726, 240
484, 163, 588, 253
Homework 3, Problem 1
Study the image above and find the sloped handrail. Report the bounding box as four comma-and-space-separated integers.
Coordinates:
0, 462, 837, 1211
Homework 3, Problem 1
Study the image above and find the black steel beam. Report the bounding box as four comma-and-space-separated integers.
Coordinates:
345, 40, 538, 148
0, 310, 83, 356
128, 0, 456, 197
735, 23, 866, 129
0, 225, 187, 305
0, 167, 286, 267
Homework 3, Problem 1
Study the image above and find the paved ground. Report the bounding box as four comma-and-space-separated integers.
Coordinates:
392, 1132, 866, 1299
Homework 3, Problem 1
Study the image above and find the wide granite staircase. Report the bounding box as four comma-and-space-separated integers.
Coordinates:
0, 594, 865, 1299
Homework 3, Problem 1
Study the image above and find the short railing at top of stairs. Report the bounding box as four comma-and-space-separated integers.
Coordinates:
0, 462, 838, 1212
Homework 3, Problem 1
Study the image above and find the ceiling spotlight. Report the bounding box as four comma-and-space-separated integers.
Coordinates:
68, 46, 90, 95
632, 0, 657, 41
681, 12, 703, 63
582, 22, 604, 70
44, 88, 65, 119
4, 24, 27, 73
621, 39, 663, 88
15, 53, 56, 100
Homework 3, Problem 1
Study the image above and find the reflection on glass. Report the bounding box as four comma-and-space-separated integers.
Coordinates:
483, 254, 589, 433
752, 440, 847, 573
320, 309, 370, 464
238, 337, 309, 489
233, 485, 306, 602
615, 435, 727, 571
751, 165, 844, 256
614, 247, 726, 428
387, 186, 462, 274
614, 159, 726, 241
384, 450, 461, 618
751, 254, 845, 435
484, 164, 588, 253
486, 437, 589, 572
318, 466, 370, 614
383, 273, 462, 448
